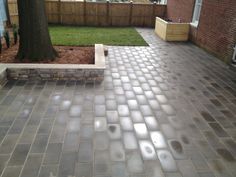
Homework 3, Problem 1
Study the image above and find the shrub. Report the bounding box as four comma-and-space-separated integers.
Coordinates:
4, 30, 10, 48
13, 24, 18, 45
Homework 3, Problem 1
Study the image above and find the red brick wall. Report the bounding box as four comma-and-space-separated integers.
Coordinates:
193, 0, 236, 63
166, 0, 195, 22
167, 0, 236, 63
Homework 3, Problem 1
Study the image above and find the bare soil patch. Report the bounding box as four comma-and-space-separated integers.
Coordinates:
0, 44, 94, 64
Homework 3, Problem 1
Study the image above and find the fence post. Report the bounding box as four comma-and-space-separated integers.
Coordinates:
58, 0, 62, 24
84, 0, 87, 26
129, 1, 133, 26
73, 0, 76, 24
106, 0, 110, 26
152, 1, 156, 27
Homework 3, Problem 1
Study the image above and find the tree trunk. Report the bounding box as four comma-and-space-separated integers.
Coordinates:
16, 0, 58, 61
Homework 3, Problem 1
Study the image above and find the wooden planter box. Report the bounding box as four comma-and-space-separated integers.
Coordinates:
155, 17, 190, 41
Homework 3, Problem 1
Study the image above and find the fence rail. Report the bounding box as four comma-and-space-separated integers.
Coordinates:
8, 0, 166, 27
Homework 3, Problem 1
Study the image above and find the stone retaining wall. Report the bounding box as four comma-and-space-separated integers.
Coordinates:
0, 44, 106, 86
7, 68, 104, 82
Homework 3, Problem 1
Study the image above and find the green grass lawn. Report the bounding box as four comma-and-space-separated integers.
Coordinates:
49, 26, 148, 46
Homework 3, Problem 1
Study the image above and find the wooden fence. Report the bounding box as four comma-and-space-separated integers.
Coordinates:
8, 0, 18, 25
8, 0, 166, 27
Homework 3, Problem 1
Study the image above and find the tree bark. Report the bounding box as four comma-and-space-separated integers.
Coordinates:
16, 0, 58, 61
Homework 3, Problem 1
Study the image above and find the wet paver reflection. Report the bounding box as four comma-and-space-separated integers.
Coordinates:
0, 28, 236, 177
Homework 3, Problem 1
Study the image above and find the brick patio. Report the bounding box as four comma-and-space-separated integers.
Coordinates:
0, 28, 236, 177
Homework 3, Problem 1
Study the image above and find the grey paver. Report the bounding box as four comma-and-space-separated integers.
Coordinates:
106, 111, 119, 123
0, 155, 10, 175
0, 127, 9, 144
63, 132, 80, 152
144, 116, 159, 130
18, 125, 38, 144
67, 118, 80, 133
111, 163, 129, 177
150, 131, 167, 149
94, 132, 109, 150
120, 117, 133, 131
139, 140, 157, 160
38, 165, 58, 177
30, 134, 49, 153
157, 150, 177, 172
94, 117, 107, 131
37, 119, 54, 134
44, 143, 62, 164
0, 134, 19, 154
189, 150, 210, 171
8, 144, 30, 166
0, 28, 235, 177
94, 151, 111, 175
127, 151, 144, 173
58, 152, 77, 177
59, 100, 71, 111
134, 123, 149, 139
177, 160, 199, 177
20, 154, 43, 177
80, 125, 94, 140
1, 166, 22, 177
78, 141, 93, 162
123, 132, 138, 150
145, 161, 165, 177
69, 105, 82, 117
110, 141, 125, 161
131, 111, 144, 123
75, 163, 92, 177
108, 124, 121, 139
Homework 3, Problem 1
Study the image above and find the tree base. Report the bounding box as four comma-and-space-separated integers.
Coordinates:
16, 47, 58, 61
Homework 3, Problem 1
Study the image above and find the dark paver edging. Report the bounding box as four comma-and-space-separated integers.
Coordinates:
0, 44, 105, 86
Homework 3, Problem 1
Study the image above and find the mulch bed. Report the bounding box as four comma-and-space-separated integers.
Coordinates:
0, 44, 95, 64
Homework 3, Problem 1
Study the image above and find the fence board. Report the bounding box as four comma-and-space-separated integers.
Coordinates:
74, 2, 84, 25
8, 0, 18, 25
9, 0, 166, 27
46, 1, 60, 23
110, 3, 130, 26
132, 4, 153, 26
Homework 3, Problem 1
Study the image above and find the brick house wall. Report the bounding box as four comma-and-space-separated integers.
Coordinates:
193, 0, 236, 63
167, 0, 236, 63
166, 0, 195, 23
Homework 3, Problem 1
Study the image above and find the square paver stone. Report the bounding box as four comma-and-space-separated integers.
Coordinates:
123, 132, 138, 150
67, 119, 80, 132
150, 131, 167, 149
139, 140, 157, 160
110, 141, 126, 161
118, 105, 130, 116
120, 117, 133, 131
157, 150, 178, 172
69, 105, 82, 117
134, 123, 149, 139
94, 117, 107, 132
108, 124, 121, 139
